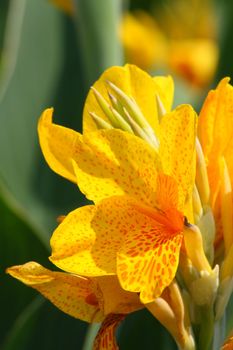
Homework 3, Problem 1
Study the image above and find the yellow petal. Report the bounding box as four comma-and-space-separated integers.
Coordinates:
160, 104, 197, 213
153, 75, 174, 113
95, 276, 143, 315
6, 262, 104, 322
93, 314, 125, 350
50, 204, 120, 276
83, 64, 163, 135
72, 129, 161, 206
51, 191, 183, 302
39, 109, 161, 205
198, 78, 233, 206
198, 77, 233, 160
38, 108, 79, 183
95, 195, 183, 303
117, 209, 183, 303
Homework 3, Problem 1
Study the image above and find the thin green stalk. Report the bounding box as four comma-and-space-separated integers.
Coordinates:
82, 323, 101, 350
212, 314, 226, 350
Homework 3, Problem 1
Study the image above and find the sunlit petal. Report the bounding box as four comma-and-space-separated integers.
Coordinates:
7, 262, 104, 322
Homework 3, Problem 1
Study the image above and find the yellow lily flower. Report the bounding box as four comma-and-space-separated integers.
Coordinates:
36, 64, 200, 305
7, 262, 142, 350
8, 64, 211, 349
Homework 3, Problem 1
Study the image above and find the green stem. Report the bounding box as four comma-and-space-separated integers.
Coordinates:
196, 306, 215, 350
212, 314, 226, 350
82, 323, 101, 350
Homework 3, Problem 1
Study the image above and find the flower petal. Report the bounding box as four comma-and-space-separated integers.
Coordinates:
72, 129, 161, 205
93, 314, 125, 350
50, 204, 120, 276
39, 110, 161, 205
66, 193, 183, 303
198, 78, 233, 160
51, 177, 183, 301
83, 64, 162, 134
95, 276, 143, 315
198, 78, 233, 205
6, 262, 104, 322
153, 75, 174, 113
160, 104, 197, 213
38, 108, 79, 183
117, 206, 183, 304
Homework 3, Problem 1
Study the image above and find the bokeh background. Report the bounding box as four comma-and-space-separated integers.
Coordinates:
1, 0, 233, 349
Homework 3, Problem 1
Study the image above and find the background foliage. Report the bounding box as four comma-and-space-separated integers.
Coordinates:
0, 0, 233, 349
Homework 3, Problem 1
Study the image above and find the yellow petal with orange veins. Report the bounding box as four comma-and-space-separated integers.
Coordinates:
90, 195, 183, 303
72, 129, 161, 206
160, 104, 197, 211
6, 262, 104, 323
38, 108, 79, 183
50, 205, 120, 276
83, 64, 161, 135
153, 75, 174, 113
94, 276, 143, 315
117, 218, 183, 304
93, 314, 125, 350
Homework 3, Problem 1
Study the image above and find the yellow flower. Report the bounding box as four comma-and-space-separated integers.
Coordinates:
198, 78, 233, 253
7, 262, 142, 350
198, 77, 233, 319
36, 65, 199, 304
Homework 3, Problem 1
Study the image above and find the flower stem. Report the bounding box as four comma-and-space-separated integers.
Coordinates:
212, 314, 226, 350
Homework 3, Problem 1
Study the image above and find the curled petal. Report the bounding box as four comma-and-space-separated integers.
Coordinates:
7, 262, 104, 322
38, 108, 79, 183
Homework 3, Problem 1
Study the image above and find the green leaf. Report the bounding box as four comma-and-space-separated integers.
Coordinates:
118, 309, 177, 350
0, 0, 87, 242
74, 0, 123, 86
0, 187, 48, 347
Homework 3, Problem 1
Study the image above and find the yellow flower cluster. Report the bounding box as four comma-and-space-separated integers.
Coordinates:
7, 65, 233, 349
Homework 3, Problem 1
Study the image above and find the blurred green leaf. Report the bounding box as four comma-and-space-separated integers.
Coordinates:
118, 309, 177, 350
0, 0, 87, 242
74, 0, 123, 86
0, 187, 48, 347
0, 187, 89, 350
